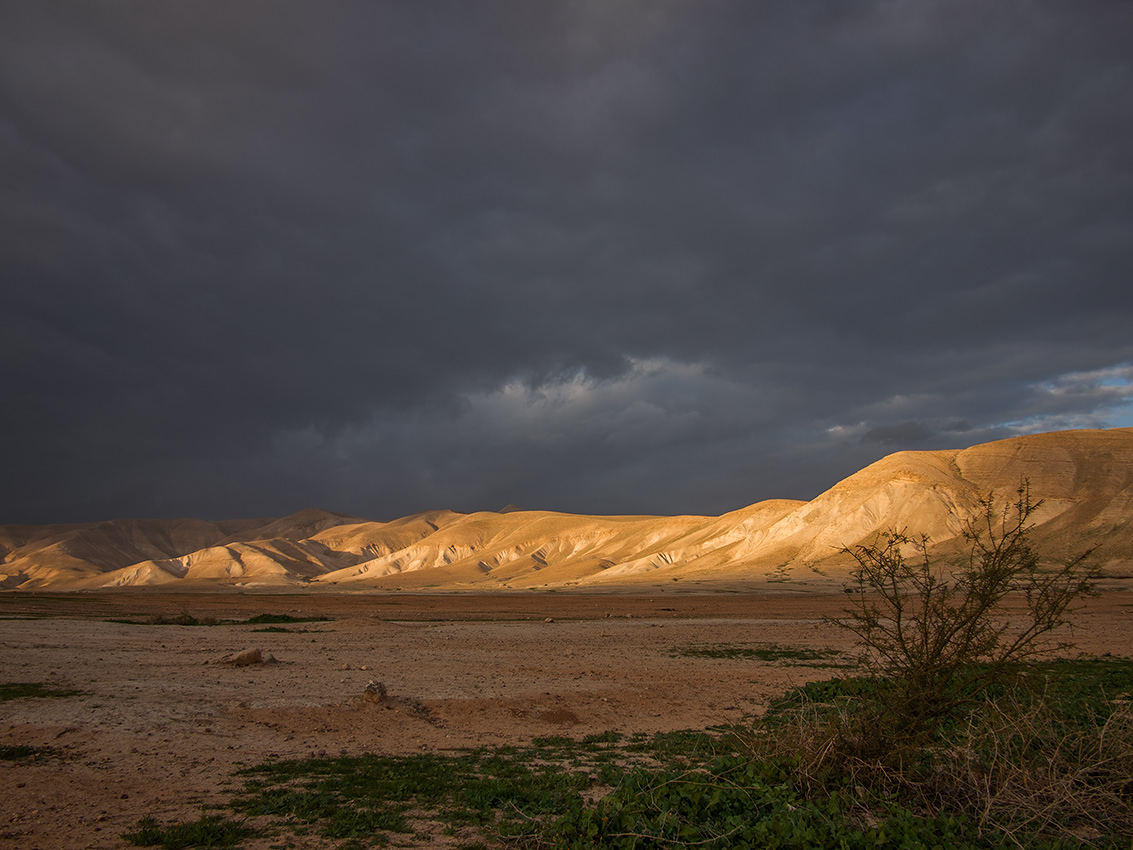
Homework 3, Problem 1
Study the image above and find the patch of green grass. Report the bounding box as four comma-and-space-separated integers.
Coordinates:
249, 626, 312, 634
0, 682, 83, 701
674, 642, 852, 666
227, 728, 1026, 849
122, 814, 254, 849
108, 613, 233, 626
233, 747, 592, 845
108, 612, 331, 627
1022, 655, 1133, 723
0, 744, 56, 760
625, 728, 730, 762
226, 731, 746, 847
543, 755, 1000, 850
765, 672, 886, 714
244, 613, 331, 625
766, 656, 1133, 725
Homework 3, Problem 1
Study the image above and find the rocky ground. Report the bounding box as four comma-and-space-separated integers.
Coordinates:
2, 589, 1131, 849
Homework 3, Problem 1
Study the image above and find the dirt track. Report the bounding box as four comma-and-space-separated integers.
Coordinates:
2, 590, 1131, 849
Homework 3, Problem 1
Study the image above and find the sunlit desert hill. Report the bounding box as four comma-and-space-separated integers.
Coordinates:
2, 428, 1132, 591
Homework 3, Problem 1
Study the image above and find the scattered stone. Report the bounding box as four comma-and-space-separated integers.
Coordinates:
219, 648, 277, 667
362, 680, 388, 703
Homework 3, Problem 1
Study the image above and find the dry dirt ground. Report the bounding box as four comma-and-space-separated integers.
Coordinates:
2, 589, 1131, 850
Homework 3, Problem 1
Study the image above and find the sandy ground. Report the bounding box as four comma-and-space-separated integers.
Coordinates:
2, 589, 1131, 850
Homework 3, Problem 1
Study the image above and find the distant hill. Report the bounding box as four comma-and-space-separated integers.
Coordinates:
2, 428, 1131, 591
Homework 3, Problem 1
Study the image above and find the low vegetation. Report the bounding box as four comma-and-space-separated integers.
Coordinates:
750, 658, 1133, 848
122, 814, 254, 850
108, 612, 332, 627
674, 642, 850, 666
244, 613, 332, 625
830, 485, 1101, 759
245, 612, 330, 633
118, 655, 1131, 849
231, 736, 626, 845
124, 731, 731, 849
0, 681, 83, 701
0, 744, 57, 761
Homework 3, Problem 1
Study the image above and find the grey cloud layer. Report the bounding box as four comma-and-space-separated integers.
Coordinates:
2, 1, 1131, 523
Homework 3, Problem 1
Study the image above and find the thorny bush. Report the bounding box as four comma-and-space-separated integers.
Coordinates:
832, 483, 1100, 756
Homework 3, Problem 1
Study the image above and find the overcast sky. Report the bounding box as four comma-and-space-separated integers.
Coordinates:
2, 1, 1132, 525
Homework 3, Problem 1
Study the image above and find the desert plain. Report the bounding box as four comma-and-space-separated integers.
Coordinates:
2, 587, 1132, 850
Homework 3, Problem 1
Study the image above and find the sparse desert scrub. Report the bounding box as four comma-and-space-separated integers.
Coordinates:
832, 484, 1101, 756
0, 681, 84, 700
122, 813, 253, 850
116, 660, 1132, 849
0, 743, 57, 761
747, 658, 1133, 848
936, 680, 1133, 844
672, 642, 850, 666
735, 485, 1129, 848
182, 734, 694, 848
107, 611, 331, 627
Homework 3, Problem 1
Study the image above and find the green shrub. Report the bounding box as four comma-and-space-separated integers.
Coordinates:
833, 484, 1100, 755
244, 613, 330, 624
0, 744, 55, 760
0, 682, 83, 701
122, 814, 253, 849
753, 658, 1133, 847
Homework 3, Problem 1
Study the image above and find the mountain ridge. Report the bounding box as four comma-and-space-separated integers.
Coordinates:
2, 427, 1131, 591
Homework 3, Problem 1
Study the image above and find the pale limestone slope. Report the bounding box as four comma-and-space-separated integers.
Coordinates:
953, 427, 1133, 569
308, 510, 465, 559
581, 500, 805, 583
3, 428, 1131, 590
738, 449, 983, 574
316, 510, 717, 587
319, 428, 1132, 587
0, 517, 259, 588
0, 511, 359, 589
93, 538, 366, 589
316, 501, 804, 588
746, 427, 1133, 578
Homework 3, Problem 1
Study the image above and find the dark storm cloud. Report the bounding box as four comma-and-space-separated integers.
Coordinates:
2, 1, 1131, 523
861, 422, 936, 447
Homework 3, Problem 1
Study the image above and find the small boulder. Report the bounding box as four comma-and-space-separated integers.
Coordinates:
362, 680, 387, 703
220, 648, 277, 667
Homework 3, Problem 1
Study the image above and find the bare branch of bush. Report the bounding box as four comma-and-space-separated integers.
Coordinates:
744, 482, 1133, 846
832, 483, 1101, 745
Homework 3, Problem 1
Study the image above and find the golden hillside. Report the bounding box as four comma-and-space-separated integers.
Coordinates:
2, 428, 1131, 591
